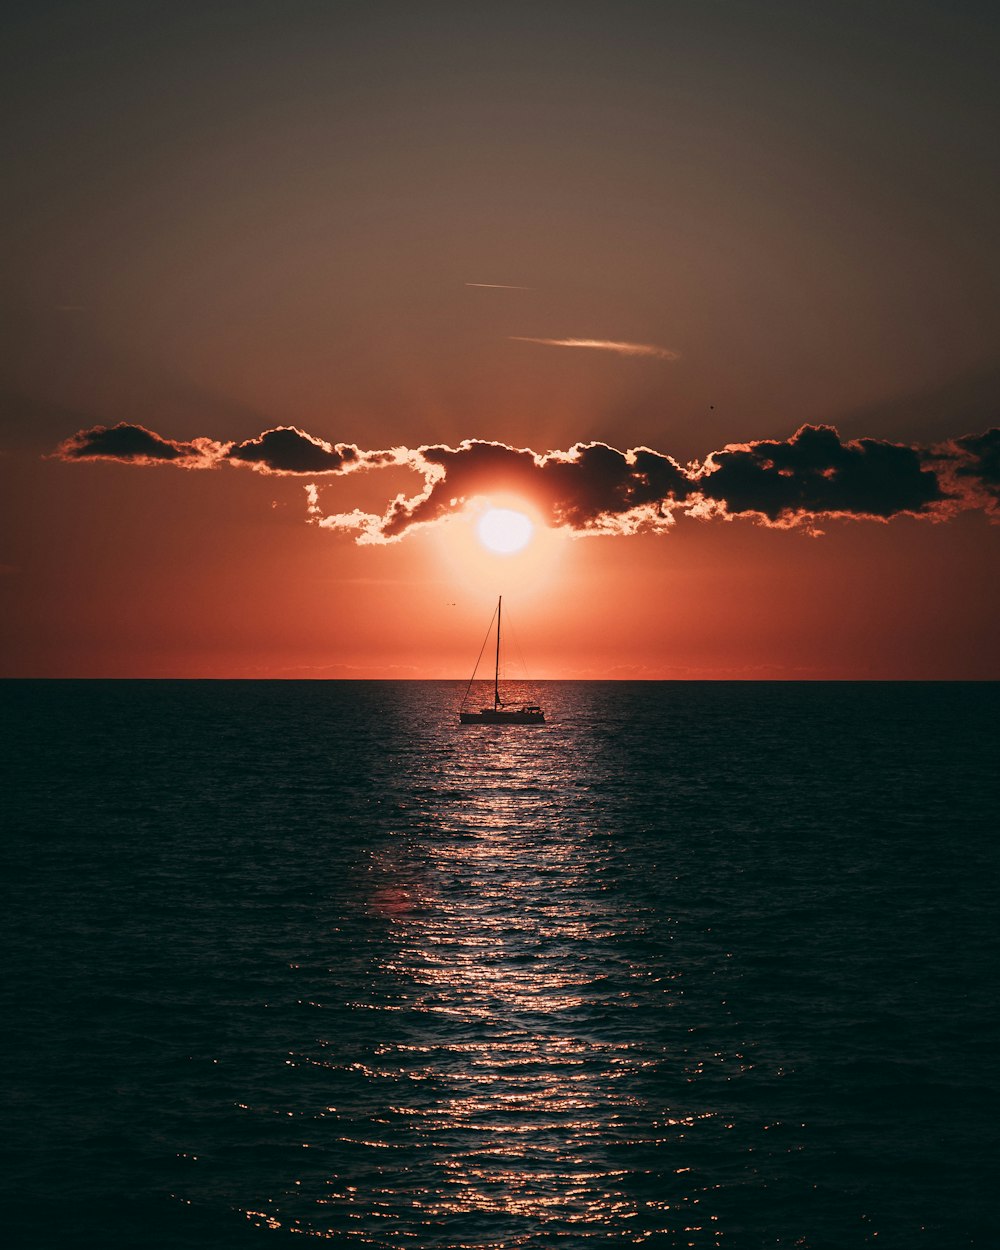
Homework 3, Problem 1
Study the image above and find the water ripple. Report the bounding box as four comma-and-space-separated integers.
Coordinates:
3, 680, 997, 1247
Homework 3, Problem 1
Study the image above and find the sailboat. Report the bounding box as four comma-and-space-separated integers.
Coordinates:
459, 596, 545, 724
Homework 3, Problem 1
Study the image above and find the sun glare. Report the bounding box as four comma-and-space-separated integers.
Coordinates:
477, 508, 534, 555
431, 498, 566, 599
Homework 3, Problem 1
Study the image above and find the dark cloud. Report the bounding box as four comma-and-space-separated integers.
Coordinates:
52, 422, 219, 465
699, 425, 947, 523
226, 426, 359, 475
954, 429, 1000, 495
52, 419, 1000, 543
384, 441, 543, 536
553, 443, 692, 522
928, 427, 1000, 514
52, 422, 372, 476
375, 440, 692, 539
314, 426, 996, 542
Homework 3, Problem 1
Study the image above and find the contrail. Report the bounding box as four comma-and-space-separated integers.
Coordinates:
465, 282, 533, 290
510, 336, 679, 360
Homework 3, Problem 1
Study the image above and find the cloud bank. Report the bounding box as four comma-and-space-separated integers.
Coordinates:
52, 421, 998, 543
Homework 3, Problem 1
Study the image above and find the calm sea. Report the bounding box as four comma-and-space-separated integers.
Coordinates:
2, 681, 998, 1249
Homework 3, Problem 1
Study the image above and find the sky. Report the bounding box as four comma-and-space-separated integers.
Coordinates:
2, 0, 998, 679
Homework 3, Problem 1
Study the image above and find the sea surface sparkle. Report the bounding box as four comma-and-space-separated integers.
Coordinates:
3, 680, 997, 1248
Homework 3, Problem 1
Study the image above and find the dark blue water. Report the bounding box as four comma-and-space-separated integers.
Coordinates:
2, 681, 998, 1248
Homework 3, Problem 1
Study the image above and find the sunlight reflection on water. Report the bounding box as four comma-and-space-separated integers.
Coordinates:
247, 689, 729, 1245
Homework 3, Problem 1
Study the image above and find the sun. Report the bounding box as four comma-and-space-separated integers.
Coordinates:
477, 508, 534, 554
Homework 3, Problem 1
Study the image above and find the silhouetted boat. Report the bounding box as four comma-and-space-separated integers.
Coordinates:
459, 596, 545, 725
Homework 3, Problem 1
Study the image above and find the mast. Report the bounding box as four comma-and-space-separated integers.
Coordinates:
494, 596, 502, 709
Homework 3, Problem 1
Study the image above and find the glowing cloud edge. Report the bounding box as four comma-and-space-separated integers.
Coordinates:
51, 422, 1000, 544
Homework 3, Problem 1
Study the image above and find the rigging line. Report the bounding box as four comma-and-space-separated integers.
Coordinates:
460, 603, 499, 710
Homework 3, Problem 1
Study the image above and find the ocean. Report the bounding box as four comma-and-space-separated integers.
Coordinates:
2, 680, 997, 1249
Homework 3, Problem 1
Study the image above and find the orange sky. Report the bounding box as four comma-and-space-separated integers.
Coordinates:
2, 3, 998, 679
4, 449, 996, 679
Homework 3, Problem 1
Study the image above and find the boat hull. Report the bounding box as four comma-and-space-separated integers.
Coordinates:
460, 709, 545, 725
